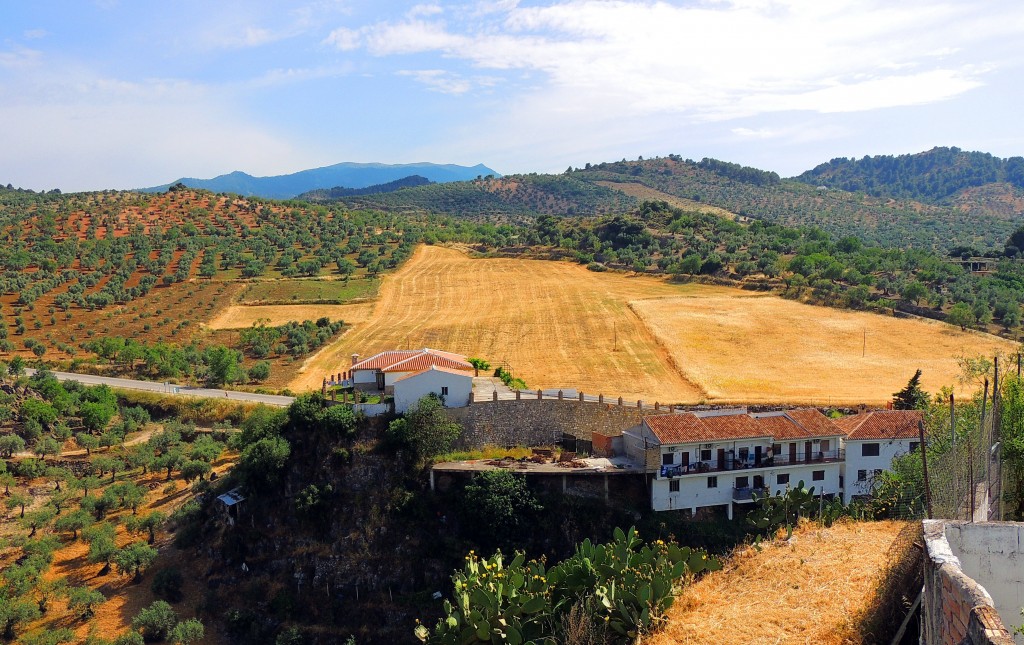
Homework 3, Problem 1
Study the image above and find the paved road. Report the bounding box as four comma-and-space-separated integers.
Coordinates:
25, 369, 295, 407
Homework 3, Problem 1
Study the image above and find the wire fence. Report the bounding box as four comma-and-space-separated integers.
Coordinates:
875, 361, 1009, 523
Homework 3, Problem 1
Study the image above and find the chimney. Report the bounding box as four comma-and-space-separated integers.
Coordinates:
351, 353, 360, 366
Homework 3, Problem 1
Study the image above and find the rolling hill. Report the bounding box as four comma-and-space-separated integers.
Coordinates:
139, 161, 499, 200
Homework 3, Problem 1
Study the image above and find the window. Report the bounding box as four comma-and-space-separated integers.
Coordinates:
739, 447, 749, 460
909, 442, 920, 452
777, 473, 790, 485
821, 439, 830, 452
812, 470, 825, 481
707, 476, 718, 488
441, 386, 449, 396
861, 443, 880, 457
857, 469, 867, 482
700, 448, 712, 461
662, 453, 674, 466
874, 469, 883, 478
669, 480, 680, 493
735, 476, 749, 489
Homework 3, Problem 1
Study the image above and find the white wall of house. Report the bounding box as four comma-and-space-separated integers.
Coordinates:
658, 439, 772, 470
650, 462, 841, 514
393, 370, 472, 414
352, 369, 378, 385
841, 438, 919, 504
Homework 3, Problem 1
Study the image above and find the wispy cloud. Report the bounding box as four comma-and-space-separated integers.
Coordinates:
323, 0, 1016, 120
398, 69, 472, 94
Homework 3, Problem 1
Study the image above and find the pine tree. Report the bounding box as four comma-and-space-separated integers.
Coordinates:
893, 369, 929, 410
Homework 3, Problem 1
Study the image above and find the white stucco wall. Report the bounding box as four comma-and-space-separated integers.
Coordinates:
651, 462, 841, 513
352, 369, 378, 385
841, 438, 918, 504
943, 521, 1024, 641
393, 370, 472, 414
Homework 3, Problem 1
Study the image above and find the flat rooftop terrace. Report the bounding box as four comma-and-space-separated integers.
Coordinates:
432, 454, 645, 476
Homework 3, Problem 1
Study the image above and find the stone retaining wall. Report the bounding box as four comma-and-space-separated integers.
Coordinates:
445, 400, 648, 448
922, 520, 1015, 644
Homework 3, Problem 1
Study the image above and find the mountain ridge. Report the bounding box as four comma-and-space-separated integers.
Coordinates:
138, 161, 500, 200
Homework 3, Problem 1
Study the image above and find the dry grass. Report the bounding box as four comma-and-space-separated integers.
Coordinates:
593, 180, 739, 218
631, 294, 1016, 404
289, 245, 1012, 405
288, 245, 720, 400
651, 520, 908, 645
205, 302, 375, 330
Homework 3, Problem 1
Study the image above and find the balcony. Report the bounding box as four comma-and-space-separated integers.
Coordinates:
656, 448, 844, 479
733, 486, 768, 502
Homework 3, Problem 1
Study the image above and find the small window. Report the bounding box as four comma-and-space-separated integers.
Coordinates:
669, 480, 680, 493
862, 443, 880, 457
812, 470, 825, 481
909, 442, 920, 452
707, 476, 718, 488
736, 476, 749, 489
700, 449, 712, 461
662, 453, 674, 466
857, 469, 867, 482
820, 439, 830, 452
441, 386, 449, 396
777, 473, 790, 485
739, 447, 749, 460
874, 469, 883, 477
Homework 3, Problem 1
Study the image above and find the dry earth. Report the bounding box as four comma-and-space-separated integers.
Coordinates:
283, 245, 1014, 404
593, 180, 739, 218
631, 295, 1016, 404
206, 302, 376, 330
652, 520, 908, 645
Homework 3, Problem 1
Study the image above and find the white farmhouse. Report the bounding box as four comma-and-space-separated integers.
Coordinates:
623, 408, 845, 518
393, 365, 473, 414
836, 410, 923, 505
350, 348, 473, 394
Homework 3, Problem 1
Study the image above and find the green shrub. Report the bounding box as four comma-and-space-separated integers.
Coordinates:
151, 567, 184, 602
132, 600, 178, 642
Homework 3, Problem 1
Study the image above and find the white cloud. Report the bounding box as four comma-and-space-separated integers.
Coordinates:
23, 29, 48, 40
0, 46, 42, 70
398, 69, 472, 94
324, 0, 1020, 120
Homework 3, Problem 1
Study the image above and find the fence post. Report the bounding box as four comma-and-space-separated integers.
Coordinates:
919, 420, 933, 519
469, 392, 474, 404
618, 397, 623, 407
579, 392, 584, 402
637, 400, 642, 409
558, 390, 563, 401
537, 389, 543, 400
515, 390, 521, 401
493, 391, 498, 402
598, 394, 604, 404
654, 402, 660, 411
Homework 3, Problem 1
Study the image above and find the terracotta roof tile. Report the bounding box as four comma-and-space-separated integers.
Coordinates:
644, 408, 844, 444
351, 348, 471, 373
393, 364, 475, 383
838, 410, 923, 441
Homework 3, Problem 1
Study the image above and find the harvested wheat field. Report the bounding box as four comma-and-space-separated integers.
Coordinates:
631, 295, 1015, 404
206, 302, 375, 330
289, 245, 1014, 403
652, 520, 907, 645
595, 180, 739, 219
289, 245, 733, 400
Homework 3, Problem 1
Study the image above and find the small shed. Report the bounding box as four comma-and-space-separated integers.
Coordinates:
216, 487, 246, 526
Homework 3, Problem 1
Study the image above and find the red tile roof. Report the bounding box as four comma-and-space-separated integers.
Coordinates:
393, 364, 475, 384
835, 410, 924, 441
351, 348, 471, 373
644, 408, 843, 444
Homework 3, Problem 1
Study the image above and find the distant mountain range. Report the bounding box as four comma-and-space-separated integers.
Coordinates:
139, 162, 499, 200
296, 175, 434, 201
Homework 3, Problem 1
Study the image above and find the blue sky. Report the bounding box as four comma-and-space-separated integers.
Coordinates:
3, 0, 1024, 192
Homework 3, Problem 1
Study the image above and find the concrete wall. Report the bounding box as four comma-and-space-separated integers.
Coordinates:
842, 437, 917, 504
445, 399, 648, 449
352, 369, 377, 385
393, 371, 472, 414
922, 519, 1016, 645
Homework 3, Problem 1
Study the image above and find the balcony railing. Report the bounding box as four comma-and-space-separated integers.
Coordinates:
732, 486, 768, 502
657, 449, 844, 478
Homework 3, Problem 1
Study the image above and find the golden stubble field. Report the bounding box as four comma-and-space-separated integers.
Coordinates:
276, 245, 1016, 404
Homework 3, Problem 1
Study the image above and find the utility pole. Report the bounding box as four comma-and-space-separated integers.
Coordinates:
862, 328, 866, 358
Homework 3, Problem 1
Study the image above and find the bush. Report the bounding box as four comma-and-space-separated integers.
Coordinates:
151, 567, 184, 602
462, 470, 542, 551
132, 600, 178, 642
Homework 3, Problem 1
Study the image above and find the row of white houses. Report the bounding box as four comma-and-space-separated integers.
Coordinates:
623, 407, 923, 517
